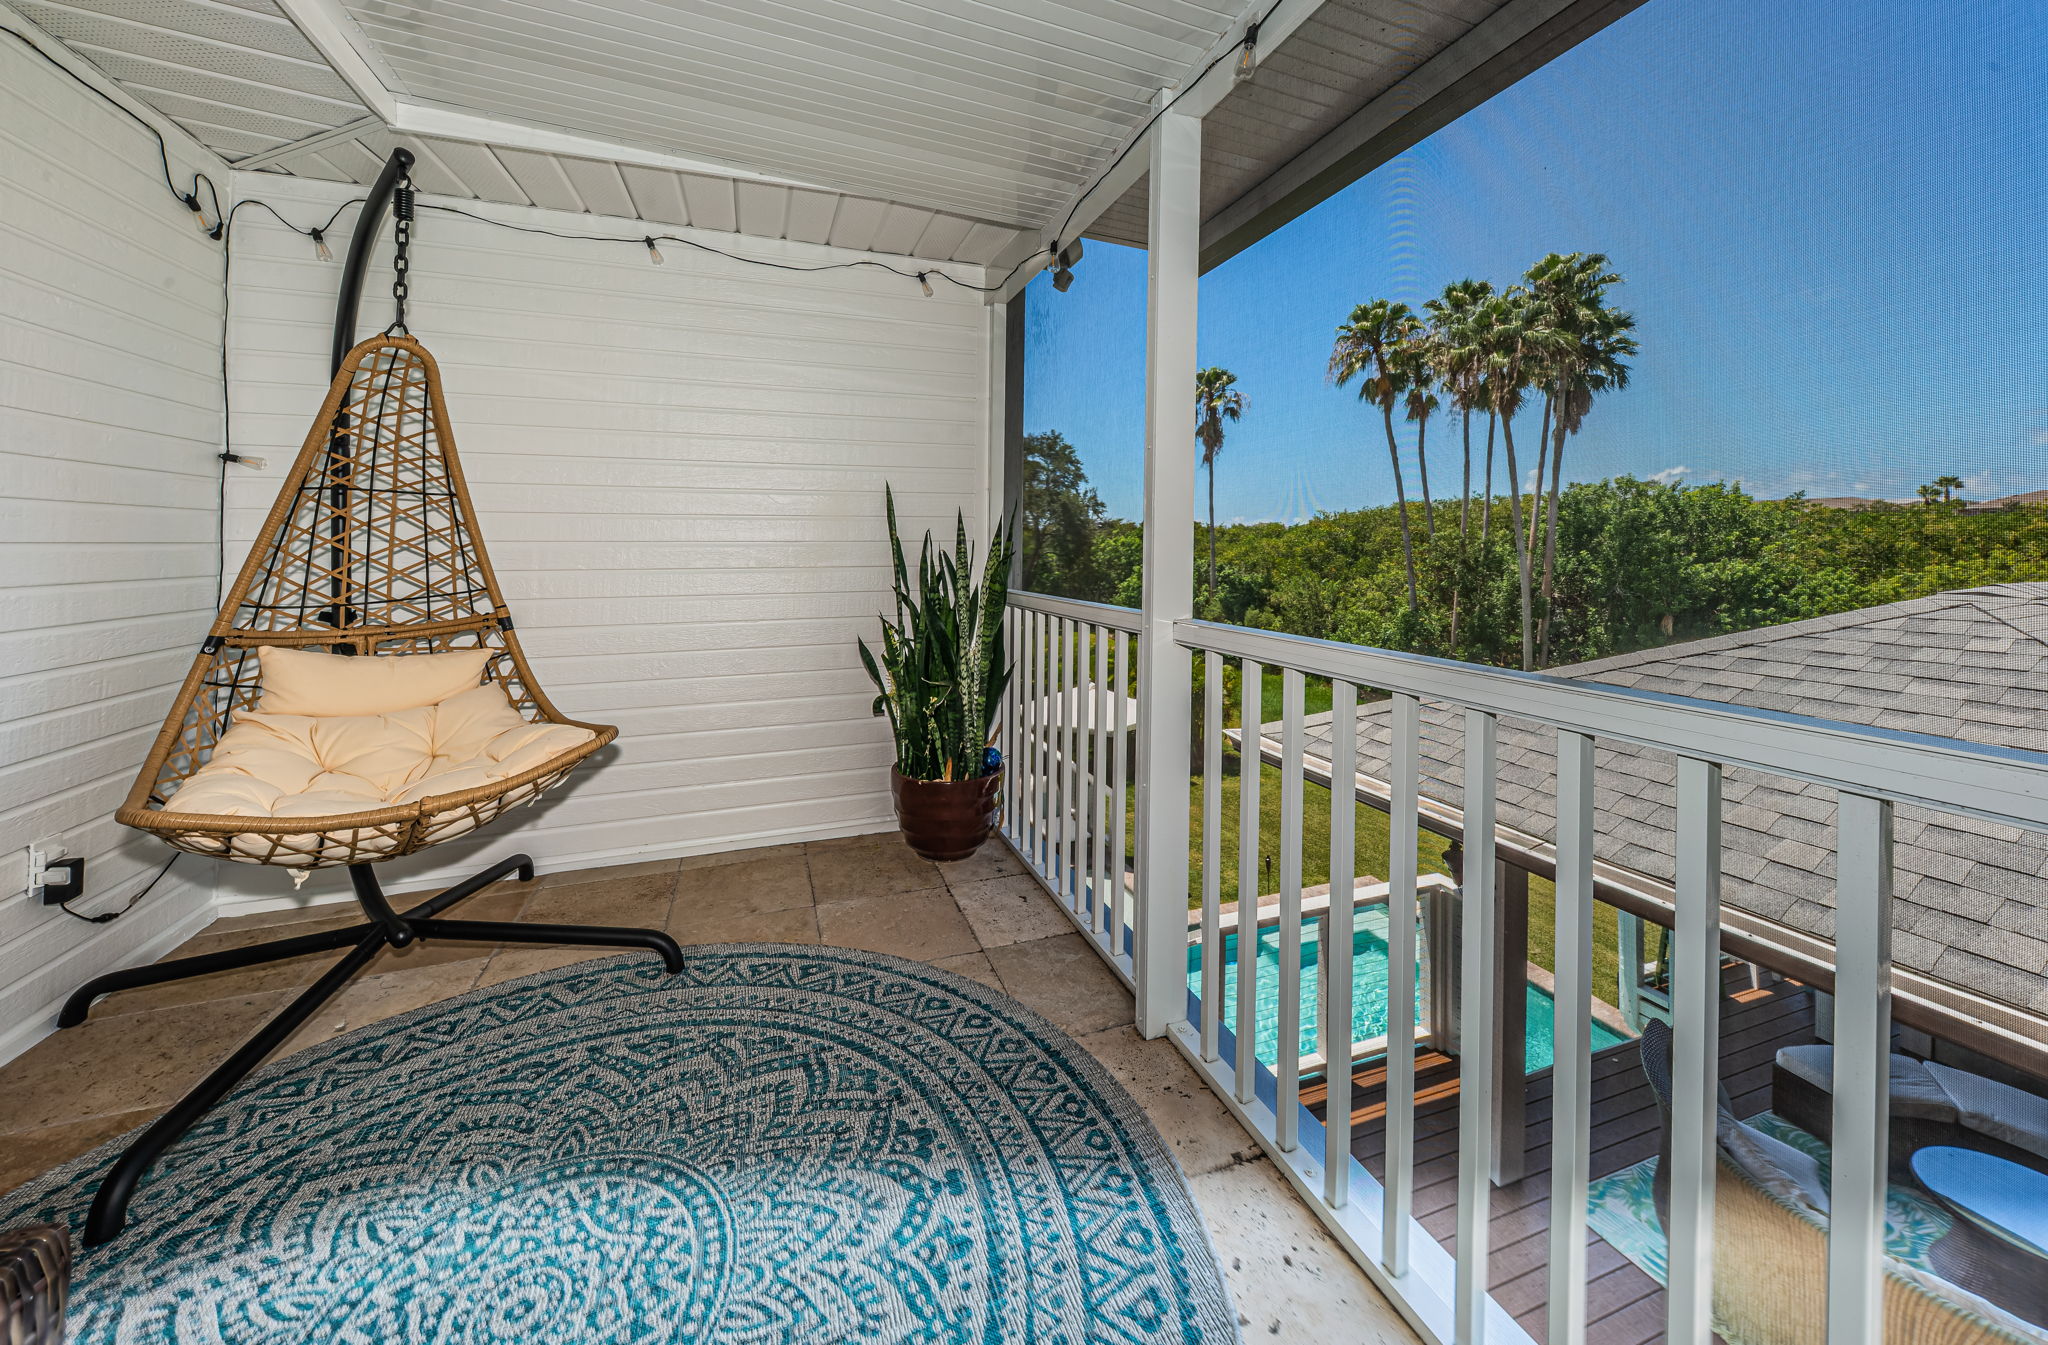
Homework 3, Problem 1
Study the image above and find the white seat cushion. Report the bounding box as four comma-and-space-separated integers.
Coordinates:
167, 683, 594, 863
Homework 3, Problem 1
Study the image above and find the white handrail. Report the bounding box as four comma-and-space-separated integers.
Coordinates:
1009, 589, 1144, 633
1178, 617, 2048, 831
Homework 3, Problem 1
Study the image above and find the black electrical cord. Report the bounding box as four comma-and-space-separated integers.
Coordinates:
991, 0, 1284, 293
59, 853, 179, 925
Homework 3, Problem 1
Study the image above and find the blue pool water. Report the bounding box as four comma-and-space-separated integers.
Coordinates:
1186, 905, 1628, 1073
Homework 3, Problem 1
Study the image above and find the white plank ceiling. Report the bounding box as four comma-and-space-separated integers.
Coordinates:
1086, 0, 1510, 248
6, 0, 1525, 264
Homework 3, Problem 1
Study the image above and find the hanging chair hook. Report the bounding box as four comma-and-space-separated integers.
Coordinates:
384, 177, 415, 337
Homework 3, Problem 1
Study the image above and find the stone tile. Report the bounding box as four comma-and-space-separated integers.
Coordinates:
475, 944, 628, 989
202, 899, 359, 935
520, 872, 676, 928
948, 874, 1071, 949
983, 933, 1131, 1038
94, 913, 362, 1017
928, 951, 1004, 991
0, 991, 293, 1134
802, 831, 897, 853
673, 854, 813, 919
363, 882, 533, 975
936, 843, 1028, 886
814, 887, 980, 962
1191, 1158, 1422, 1343
1078, 1027, 1252, 1178
0, 1108, 158, 1199
272, 957, 488, 1058
806, 837, 942, 903
679, 842, 807, 871
668, 904, 819, 947
538, 857, 679, 887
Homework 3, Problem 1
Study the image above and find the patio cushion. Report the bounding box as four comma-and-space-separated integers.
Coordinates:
1774, 1045, 1959, 1123
1924, 1063, 2048, 1161
167, 683, 594, 849
1720, 1105, 1831, 1216
255, 647, 494, 717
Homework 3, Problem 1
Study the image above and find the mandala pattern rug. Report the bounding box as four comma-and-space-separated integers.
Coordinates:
1, 945, 1241, 1344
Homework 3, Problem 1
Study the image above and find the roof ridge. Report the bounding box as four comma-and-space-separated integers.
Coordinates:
1963, 586, 2048, 652
1549, 589, 1967, 677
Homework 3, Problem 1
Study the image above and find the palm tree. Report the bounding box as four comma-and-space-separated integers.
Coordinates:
1468, 288, 1548, 668
1524, 253, 1635, 664
1424, 279, 1493, 543
1193, 366, 1245, 600
1934, 474, 1964, 503
1331, 300, 1424, 611
1394, 338, 1439, 537
1918, 483, 1944, 506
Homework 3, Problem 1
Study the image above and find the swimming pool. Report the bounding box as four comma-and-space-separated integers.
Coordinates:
1185, 904, 1628, 1074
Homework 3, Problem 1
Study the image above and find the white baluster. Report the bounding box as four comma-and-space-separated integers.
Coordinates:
1276, 668, 1306, 1151
1325, 679, 1358, 1208
1235, 657, 1263, 1104
1111, 631, 1131, 954
1202, 650, 1224, 1061
1667, 756, 1723, 1345
1549, 730, 1595, 1345
1385, 691, 1421, 1274
1455, 709, 1498, 1344
1828, 791, 1893, 1345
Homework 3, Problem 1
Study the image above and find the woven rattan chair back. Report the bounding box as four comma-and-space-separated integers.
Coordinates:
116, 335, 614, 867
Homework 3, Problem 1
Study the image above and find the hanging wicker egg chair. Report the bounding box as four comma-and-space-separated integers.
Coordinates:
63, 324, 681, 1246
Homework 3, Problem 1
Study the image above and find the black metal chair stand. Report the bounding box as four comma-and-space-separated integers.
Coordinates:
58, 854, 684, 1246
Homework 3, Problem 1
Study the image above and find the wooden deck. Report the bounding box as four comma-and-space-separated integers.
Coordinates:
1306, 970, 1817, 1345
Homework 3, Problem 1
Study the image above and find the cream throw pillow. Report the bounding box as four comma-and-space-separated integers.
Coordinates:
256, 647, 494, 717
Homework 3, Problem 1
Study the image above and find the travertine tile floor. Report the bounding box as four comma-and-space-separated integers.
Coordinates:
0, 833, 1421, 1343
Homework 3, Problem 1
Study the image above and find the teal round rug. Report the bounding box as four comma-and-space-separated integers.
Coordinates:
2, 945, 1240, 1344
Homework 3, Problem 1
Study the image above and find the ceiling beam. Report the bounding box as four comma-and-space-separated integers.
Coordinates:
1199, 0, 1649, 271
230, 115, 380, 170
268, 0, 400, 122
388, 102, 841, 194
989, 0, 1329, 303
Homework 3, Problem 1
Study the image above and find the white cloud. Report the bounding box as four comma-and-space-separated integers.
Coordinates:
1649, 465, 1690, 485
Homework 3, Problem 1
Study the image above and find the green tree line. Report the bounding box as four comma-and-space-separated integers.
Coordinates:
1024, 460, 2048, 670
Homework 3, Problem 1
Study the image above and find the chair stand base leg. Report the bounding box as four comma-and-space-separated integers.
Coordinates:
70, 854, 678, 1246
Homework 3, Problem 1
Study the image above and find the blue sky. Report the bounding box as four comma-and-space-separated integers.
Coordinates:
1024, 0, 2048, 525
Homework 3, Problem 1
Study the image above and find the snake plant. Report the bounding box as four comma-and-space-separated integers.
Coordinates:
859, 486, 1014, 782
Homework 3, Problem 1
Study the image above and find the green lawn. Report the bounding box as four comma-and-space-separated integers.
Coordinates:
1122, 746, 1622, 1006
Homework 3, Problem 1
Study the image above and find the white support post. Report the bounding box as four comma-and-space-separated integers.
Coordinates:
1829, 792, 1893, 1345
1131, 100, 1200, 1039
1548, 730, 1596, 1345
1667, 757, 1723, 1345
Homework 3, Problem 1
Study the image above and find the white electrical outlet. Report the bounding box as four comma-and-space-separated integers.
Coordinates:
26, 839, 67, 899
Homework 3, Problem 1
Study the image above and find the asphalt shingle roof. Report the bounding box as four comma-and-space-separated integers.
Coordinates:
1294, 583, 2048, 1019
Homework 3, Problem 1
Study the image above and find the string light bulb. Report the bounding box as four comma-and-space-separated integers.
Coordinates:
182, 192, 210, 233
917, 272, 933, 297
310, 228, 333, 262
1232, 21, 1260, 86
644, 237, 665, 265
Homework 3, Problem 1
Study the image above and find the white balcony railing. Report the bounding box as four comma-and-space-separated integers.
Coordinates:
1000, 590, 2048, 1345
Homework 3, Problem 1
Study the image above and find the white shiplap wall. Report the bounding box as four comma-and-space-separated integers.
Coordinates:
0, 31, 225, 1059
216, 174, 990, 912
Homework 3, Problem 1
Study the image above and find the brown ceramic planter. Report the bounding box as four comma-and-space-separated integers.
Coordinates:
890, 766, 1002, 862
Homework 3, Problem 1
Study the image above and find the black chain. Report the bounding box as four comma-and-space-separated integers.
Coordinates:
387, 179, 415, 335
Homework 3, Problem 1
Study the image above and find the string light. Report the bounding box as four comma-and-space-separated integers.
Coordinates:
917, 272, 932, 297
1233, 21, 1260, 86
310, 227, 333, 262
644, 237, 665, 265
